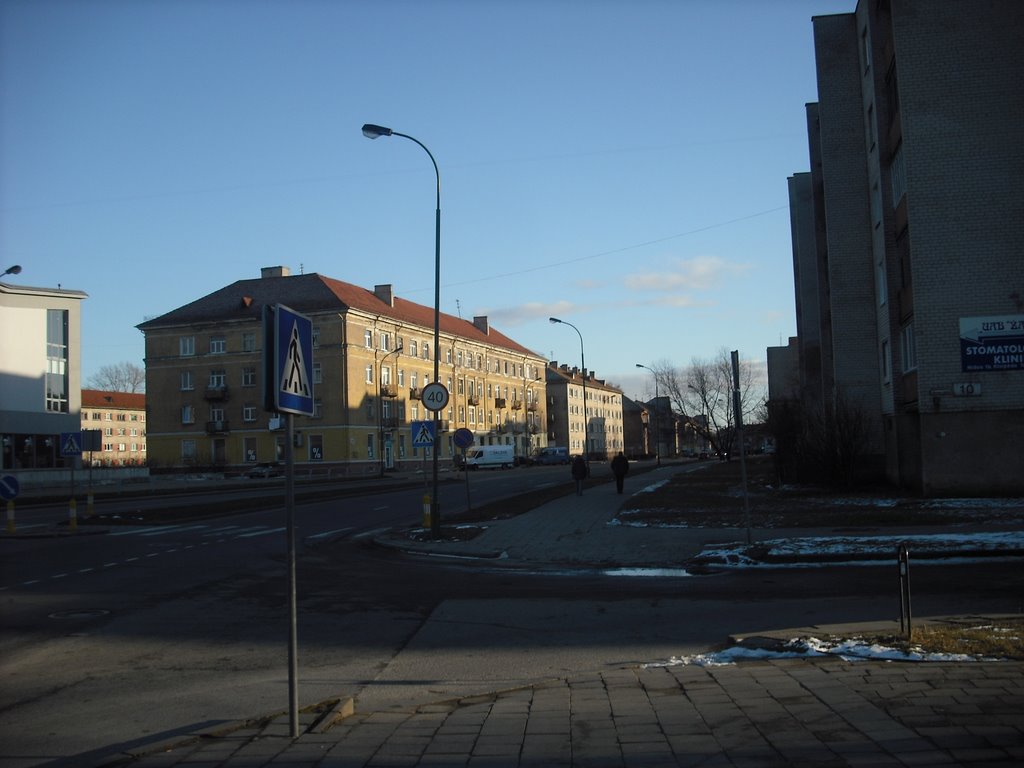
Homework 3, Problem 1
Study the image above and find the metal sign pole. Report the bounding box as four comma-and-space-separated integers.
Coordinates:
286, 411, 298, 738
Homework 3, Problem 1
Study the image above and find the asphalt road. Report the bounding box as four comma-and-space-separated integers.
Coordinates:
1, 467, 1021, 768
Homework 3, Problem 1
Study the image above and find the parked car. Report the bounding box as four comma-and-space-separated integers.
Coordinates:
534, 447, 570, 465
246, 462, 282, 478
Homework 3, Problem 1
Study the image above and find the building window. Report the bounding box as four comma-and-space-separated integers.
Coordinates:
45, 309, 69, 413
860, 26, 871, 73
181, 371, 194, 391
242, 332, 256, 352
365, 365, 374, 384
209, 370, 226, 388
423, 343, 430, 361
312, 326, 320, 348
243, 437, 258, 463
409, 340, 418, 358
397, 369, 405, 387
313, 362, 322, 385
381, 366, 392, 386
210, 406, 225, 422
367, 433, 375, 459
446, 348, 453, 365
364, 329, 373, 348
182, 405, 195, 424
180, 336, 195, 356
242, 367, 256, 387
210, 337, 226, 354
313, 399, 323, 418
243, 405, 257, 422
309, 435, 323, 461
380, 332, 391, 352
881, 340, 891, 383
890, 141, 906, 206
182, 439, 197, 462
900, 323, 917, 372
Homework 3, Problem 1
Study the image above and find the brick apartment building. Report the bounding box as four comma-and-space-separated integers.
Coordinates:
545, 362, 624, 460
772, 0, 1024, 494
137, 267, 548, 473
80, 389, 147, 466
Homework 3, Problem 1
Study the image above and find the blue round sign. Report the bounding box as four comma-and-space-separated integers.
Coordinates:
0, 474, 20, 501
453, 428, 475, 449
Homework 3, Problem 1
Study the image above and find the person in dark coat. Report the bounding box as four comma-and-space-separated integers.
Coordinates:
571, 455, 588, 496
611, 451, 629, 494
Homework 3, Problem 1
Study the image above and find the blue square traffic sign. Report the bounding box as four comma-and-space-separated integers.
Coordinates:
273, 304, 315, 416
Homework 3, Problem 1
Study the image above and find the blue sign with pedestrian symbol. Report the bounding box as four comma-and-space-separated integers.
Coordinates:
273, 304, 315, 416
60, 432, 82, 456
412, 420, 436, 448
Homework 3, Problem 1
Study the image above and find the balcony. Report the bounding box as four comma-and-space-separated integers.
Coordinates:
205, 419, 231, 435
526, 402, 538, 412
409, 387, 422, 400
381, 384, 398, 398
467, 395, 480, 406
494, 397, 506, 409
511, 400, 523, 410
204, 385, 229, 401
382, 416, 401, 430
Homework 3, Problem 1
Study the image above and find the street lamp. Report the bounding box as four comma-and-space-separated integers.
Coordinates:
377, 342, 403, 478
362, 123, 443, 537
635, 363, 661, 466
2, 264, 22, 277
550, 317, 588, 462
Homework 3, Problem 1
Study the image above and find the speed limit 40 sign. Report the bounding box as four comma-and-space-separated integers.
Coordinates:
421, 382, 449, 411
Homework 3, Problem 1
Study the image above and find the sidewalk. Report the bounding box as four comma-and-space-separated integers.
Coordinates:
118, 465, 1024, 767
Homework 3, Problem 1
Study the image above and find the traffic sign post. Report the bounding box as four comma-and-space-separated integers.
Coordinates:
261, 303, 315, 738
60, 432, 82, 529
453, 428, 475, 511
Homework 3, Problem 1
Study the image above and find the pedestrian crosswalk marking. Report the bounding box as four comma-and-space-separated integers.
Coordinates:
280, 320, 311, 398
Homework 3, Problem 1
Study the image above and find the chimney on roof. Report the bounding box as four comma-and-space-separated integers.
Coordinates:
261, 266, 292, 278
473, 316, 489, 335
374, 284, 395, 307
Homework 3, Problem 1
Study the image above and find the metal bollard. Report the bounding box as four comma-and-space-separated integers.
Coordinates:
898, 542, 912, 639
5, 500, 13, 534
87, 492, 95, 518
69, 498, 78, 532
422, 493, 432, 528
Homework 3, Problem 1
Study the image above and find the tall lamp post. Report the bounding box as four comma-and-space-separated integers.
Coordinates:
635, 363, 661, 466
549, 317, 588, 462
362, 123, 443, 537
377, 343, 403, 478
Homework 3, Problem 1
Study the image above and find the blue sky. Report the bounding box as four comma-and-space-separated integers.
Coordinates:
0, 0, 853, 401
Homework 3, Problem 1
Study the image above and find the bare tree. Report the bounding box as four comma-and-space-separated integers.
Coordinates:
651, 348, 763, 458
87, 362, 146, 393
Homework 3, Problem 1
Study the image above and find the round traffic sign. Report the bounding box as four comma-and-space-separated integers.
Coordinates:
421, 382, 450, 411
453, 428, 475, 449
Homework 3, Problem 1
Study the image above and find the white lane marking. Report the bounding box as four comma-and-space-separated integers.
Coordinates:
305, 527, 353, 540
235, 527, 286, 538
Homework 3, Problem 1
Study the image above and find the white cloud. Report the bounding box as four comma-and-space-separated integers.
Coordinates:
625, 255, 748, 294
481, 300, 576, 326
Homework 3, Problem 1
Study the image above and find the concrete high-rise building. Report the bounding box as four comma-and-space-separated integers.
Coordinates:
773, 0, 1024, 494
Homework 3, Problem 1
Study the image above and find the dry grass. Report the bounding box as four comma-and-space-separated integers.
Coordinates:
846, 618, 1024, 660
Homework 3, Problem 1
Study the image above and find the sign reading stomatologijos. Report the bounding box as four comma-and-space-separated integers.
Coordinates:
959, 315, 1024, 372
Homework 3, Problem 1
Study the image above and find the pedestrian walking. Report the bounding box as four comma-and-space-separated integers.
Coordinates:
611, 451, 629, 494
571, 454, 588, 496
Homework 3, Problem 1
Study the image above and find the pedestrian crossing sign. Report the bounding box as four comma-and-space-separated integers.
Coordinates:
411, 420, 436, 448
267, 304, 315, 416
60, 431, 82, 456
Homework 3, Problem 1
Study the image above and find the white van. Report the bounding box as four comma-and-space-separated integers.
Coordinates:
463, 444, 516, 469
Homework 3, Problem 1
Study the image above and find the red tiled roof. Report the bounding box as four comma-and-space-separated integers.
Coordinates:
138, 273, 541, 358
81, 389, 146, 409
